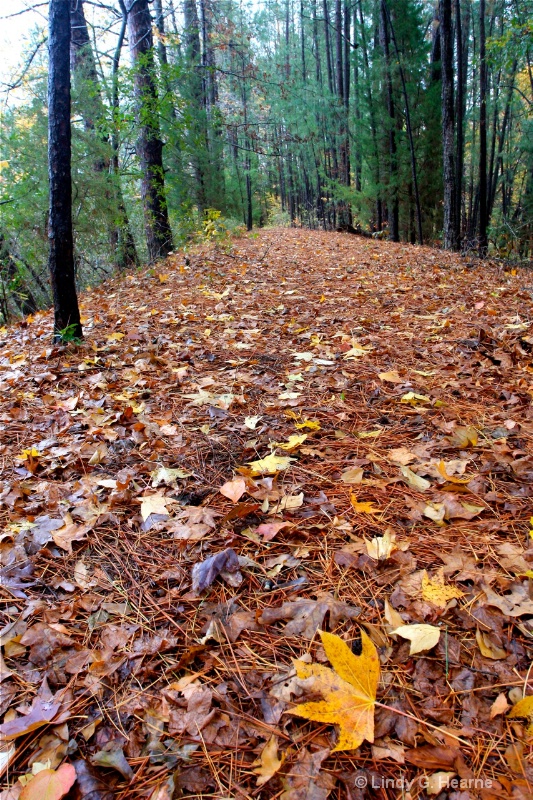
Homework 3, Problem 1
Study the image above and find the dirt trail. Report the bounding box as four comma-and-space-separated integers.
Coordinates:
1, 229, 532, 798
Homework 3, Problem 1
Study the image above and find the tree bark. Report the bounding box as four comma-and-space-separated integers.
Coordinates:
454, 0, 464, 244
127, 0, 173, 262
478, 0, 488, 253
440, 0, 458, 249
379, 0, 399, 241
47, 0, 82, 339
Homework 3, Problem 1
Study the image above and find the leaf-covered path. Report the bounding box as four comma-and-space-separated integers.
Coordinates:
1, 229, 533, 798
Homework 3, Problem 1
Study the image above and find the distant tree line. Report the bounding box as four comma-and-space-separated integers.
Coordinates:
0, 0, 531, 329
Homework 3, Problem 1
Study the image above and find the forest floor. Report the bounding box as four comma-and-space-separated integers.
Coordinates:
1, 228, 533, 800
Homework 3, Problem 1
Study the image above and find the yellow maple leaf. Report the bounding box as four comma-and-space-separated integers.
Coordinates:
508, 695, 533, 734
421, 570, 463, 608
400, 391, 431, 405
350, 496, 380, 514
291, 630, 379, 751
272, 434, 307, 450
295, 419, 321, 431
246, 454, 294, 476
17, 447, 39, 461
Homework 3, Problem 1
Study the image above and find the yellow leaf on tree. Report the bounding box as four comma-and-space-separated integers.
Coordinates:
421, 570, 463, 608
246, 454, 294, 476
291, 630, 379, 751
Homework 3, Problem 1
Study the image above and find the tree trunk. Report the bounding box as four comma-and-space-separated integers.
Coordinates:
323, 0, 334, 94
379, 0, 399, 241
47, 0, 82, 339
440, 0, 458, 249
127, 0, 173, 262
71, 0, 137, 269
478, 0, 488, 253
383, 0, 423, 244
454, 0, 464, 245
184, 0, 209, 213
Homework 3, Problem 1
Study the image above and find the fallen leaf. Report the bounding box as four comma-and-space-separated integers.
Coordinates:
481, 582, 533, 617
19, 763, 76, 800
246, 454, 294, 475
256, 521, 293, 541
508, 694, 533, 733
425, 772, 457, 796
378, 370, 402, 382
151, 466, 193, 487
387, 447, 416, 465
191, 548, 243, 593
259, 593, 360, 639
219, 477, 247, 503
350, 497, 380, 514
273, 434, 307, 450
400, 466, 431, 492
365, 530, 396, 560
476, 628, 507, 660
270, 492, 304, 513
280, 747, 335, 800
340, 467, 363, 484
400, 391, 431, 405
244, 415, 262, 429
290, 629, 379, 751
447, 425, 478, 447
0, 685, 63, 740
252, 736, 284, 786
421, 571, 463, 608
437, 460, 472, 484
140, 493, 171, 522
391, 624, 441, 655
91, 744, 133, 780
490, 693, 510, 718
295, 419, 321, 431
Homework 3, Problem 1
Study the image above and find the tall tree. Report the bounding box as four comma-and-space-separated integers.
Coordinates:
48, 0, 82, 339
127, 0, 173, 262
440, 0, 458, 249
380, 0, 399, 241
478, 0, 488, 253
70, 0, 138, 269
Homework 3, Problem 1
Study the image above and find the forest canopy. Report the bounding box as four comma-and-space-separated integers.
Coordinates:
0, 0, 532, 323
